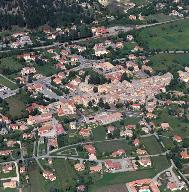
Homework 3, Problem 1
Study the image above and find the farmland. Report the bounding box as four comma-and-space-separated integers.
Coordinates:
90, 155, 170, 191
150, 53, 189, 75
136, 18, 189, 50
0, 75, 17, 89
141, 136, 163, 155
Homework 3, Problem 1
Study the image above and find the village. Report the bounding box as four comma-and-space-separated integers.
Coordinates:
0, 0, 189, 191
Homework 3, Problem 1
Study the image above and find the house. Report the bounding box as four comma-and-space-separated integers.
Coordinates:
133, 138, 140, 147
104, 160, 121, 171
2, 164, 13, 173
71, 55, 79, 62
126, 124, 136, 130
136, 149, 147, 156
106, 125, 115, 134
92, 27, 109, 36
127, 179, 160, 192
161, 123, 170, 130
70, 121, 77, 130
57, 99, 76, 116
3, 180, 17, 189
48, 137, 58, 148
167, 182, 178, 191
79, 128, 91, 137
19, 166, 26, 174
180, 151, 189, 159
38, 123, 53, 136
90, 165, 102, 173
112, 149, 125, 157
127, 35, 134, 41
23, 133, 33, 139
27, 113, 52, 125
84, 144, 96, 155
74, 163, 85, 172
93, 44, 109, 56
95, 62, 114, 72
0, 150, 12, 156
87, 112, 122, 125
53, 77, 62, 85
6, 140, 17, 148
129, 15, 137, 20
21, 67, 36, 76
120, 129, 133, 137
173, 135, 182, 143
43, 170, 56, 181
77, 184, 86, 192
139, 157, 151, 167
131, 103, 140, 110
27, 83, 44, 92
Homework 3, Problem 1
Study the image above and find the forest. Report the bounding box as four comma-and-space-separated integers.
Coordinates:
0, 0, 104, 29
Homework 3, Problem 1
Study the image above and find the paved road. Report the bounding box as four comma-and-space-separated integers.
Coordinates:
0, 16, 189, 54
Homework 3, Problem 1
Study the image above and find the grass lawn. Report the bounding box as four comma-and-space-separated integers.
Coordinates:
150, 53, 189, 74
112, 117, 140, 129
0, 75, 17, 89
35, 62, 58, 76
92, 125, 106, 140
5, 94, 26, 119
0, 56, 23, 78
53, 159, 78, 190
0, 167, 16, 178
154, 107, 189, 138
137, 18, 189, 50
89, 169, 155, 191
141, 136, 163, 155
95, 139, 134, 155
90, 155, 170, 191
160, 136, 175, 150
146, 13, 177, 23
151, 155, 171, 173
28, 160, 70, 192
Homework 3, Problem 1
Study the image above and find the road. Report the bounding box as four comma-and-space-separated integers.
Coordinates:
0, 16, 189, 54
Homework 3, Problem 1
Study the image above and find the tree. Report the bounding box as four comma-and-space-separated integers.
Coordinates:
93, 86, 98, 93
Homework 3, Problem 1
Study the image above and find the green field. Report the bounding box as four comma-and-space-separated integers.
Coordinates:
137, 18, 189, 50
35, 62, 58, 76
0, 56, 23, 78
160, 136, 175, 150
154, 107, 189, 138
90, 155, 170, 191
28, 159, 78, 192
150, 53, 189, 74
146, 13, 177, 23
95, 139, 134, 155
141, 136, 163, 155
5, 94, 26, 119
92, 125, 106, 140
0, 75, 17, 89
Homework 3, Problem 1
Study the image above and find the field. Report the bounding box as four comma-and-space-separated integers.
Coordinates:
141, 136, 163, 155
137, 18, 189, 50
0, 75, 17, 89
146, 13, 177, 23
0, 56, 23, 79
95, 139, 134, 155
150, 53, 189, 74
5, 94, 26, 119
28, 159, 78, 192
95, 183, 128, 192
160, 135, 175, 150
92, 125, 106, 140
90, 155, 170, 191
35, 62, 58, 76
154, 107, 189, 138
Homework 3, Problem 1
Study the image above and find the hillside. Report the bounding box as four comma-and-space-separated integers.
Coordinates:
0, 0, 104, 30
